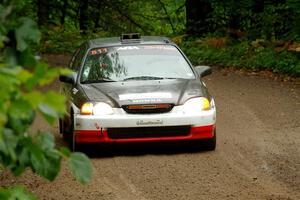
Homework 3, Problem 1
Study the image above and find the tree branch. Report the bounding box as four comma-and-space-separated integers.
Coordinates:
105, 0, 149, 34
158, 0, 175, 33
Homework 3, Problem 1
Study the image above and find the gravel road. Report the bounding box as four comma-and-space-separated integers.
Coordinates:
1, 55, 299, 200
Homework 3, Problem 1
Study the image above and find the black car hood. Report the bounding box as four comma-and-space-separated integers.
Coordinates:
81, 79, 207, 107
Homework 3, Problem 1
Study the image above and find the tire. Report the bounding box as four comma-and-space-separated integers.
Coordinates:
61, 117, 70, 142
62, 111, 77, 152
189, 129, 216, 151
59, 119, 63, 134
69, 112, 77, 152
203, 129, 216, 151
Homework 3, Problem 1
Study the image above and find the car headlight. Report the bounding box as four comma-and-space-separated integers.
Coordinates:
93, 102, 114, 115
183, 97, 210, 114
81, 102, 114, 115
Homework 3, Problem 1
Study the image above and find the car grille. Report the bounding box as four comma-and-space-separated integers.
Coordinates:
107, 126, 191, 139
122, 104, 174, 114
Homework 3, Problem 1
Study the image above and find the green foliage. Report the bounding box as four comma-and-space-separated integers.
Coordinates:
207, 0, 300, 41
39, 28, 109, 54
69, 152, 92, 184
37, 0, 186, 54
0, 2, 92, 199
15, 17, 41, 51
31, 0, 298, 77
180, 37, 300, 77
0, 186, 37, 200
286, 0, 300, 40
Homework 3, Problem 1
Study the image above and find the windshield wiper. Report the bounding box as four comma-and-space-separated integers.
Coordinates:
122, 76, 164, 81
81, 79, 116, 84
162, 77, 179, 79
161, 77, 190, 80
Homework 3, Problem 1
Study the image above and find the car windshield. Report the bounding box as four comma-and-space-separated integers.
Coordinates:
80, 45, 195, 83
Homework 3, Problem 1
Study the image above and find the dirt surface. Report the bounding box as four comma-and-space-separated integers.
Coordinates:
1, 55, 299, 200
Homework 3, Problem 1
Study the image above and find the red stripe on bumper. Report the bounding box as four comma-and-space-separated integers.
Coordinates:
75, 125, 214, 143
75, 130, 103, 143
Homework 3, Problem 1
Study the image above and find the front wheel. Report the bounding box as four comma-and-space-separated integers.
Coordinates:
203, 129, 216, 151
189, 129, 216, 151
62, 111, 78, 152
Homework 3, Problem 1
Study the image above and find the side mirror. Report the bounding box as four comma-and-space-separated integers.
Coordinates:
59, 73, 76, 84
194, 65, 212, 78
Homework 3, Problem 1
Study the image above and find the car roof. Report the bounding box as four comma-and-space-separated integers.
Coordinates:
87, 36, 175, 48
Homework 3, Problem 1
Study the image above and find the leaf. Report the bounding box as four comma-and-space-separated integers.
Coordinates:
25, 62, 48, 89
0, 128, 18, 161
0, 68, 21, 100
23, 91, 66, 124
0, 186, 37, 200
6, 98, 35, 134
43, 91, 66, 116
16, 68, 32, 84
18, 49, 37, 67
18, 139, 31, 167
23, 91, 44, 108
3, 47, 17, 67
8, 99, 32, 119
0, 187, 10, 200
24, 63, 71, 89
38, 103, 58, 124
29, 145, 45, 173
59, 147, 71, 157
0, 111, 7, 126
15, 17, 41, 51
29, 144, 61, 181
12, 186, 37, 200
68, 152, 92, 184
35, 132, 55, 151
38, 68, 59, 86
11, 165, 26, 177
43, 150, 61, 181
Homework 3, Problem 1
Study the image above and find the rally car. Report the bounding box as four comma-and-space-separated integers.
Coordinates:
59, 33, 216, 151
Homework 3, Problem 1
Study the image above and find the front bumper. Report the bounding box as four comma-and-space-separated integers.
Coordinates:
74, 106, 216, 143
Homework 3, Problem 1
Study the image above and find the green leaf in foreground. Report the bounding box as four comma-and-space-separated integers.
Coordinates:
0, 186, 37, 200
59, 147, 71, 157
36, 132, 55, 151
29, 144, 61, 181
68, 152, 92, 184
15, 17, 41, 51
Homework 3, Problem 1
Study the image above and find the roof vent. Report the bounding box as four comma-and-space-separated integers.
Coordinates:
120, 33, 141, 43
164, 39, 170, 43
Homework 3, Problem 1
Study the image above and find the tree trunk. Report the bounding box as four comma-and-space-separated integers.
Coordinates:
228, 1, 242, 40
185, 0, 213, 36
60, 0, 68, 26
249, 0, 264, 39
79, 0, 89, 33
252, 0, 264, 13
37, 0, 49, 27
